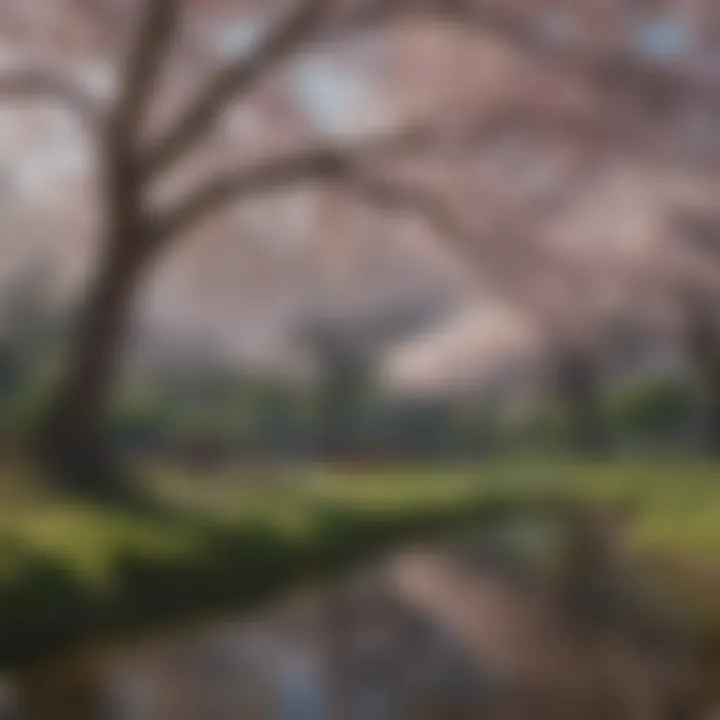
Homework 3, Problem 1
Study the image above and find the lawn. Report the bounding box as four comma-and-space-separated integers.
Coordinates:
0, 460, 718, 669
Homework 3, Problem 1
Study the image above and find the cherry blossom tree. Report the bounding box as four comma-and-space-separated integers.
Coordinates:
2, 0, 719, 488
0, 0, 448, 490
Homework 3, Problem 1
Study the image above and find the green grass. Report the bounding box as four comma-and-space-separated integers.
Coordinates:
0, 460, 718, 669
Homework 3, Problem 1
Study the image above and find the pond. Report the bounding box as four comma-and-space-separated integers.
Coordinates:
0, 515, 700, 719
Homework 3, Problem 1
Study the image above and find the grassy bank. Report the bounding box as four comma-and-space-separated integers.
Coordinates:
0, 461, 718, 669
0, 463, 530, 669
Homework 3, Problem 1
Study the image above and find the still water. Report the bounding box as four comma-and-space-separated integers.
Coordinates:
0, 521, 699, 719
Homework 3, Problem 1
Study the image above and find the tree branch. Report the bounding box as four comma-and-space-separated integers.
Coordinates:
73, 0, 123, 28
0, 68, 102, 134
353, 0, 720, 173
334, 170, 577, 333
336, 153, 604, 322
150, 118, 558, 301
111, 0, 181, 150
144, 0, 333, 176
365, 0, 720, 109
150, 87, 666, 252
676, 211, 720, 260
152, 125, 431, 244
343, 172, 484, 267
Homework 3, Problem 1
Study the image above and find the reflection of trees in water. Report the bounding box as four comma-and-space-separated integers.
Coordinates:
9, 517, 702, 719
10, 561, 509, 719
318, 567, 510, 720
275, 652, 327, 720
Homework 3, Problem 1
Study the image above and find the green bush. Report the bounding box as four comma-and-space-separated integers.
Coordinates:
609, 379, 695, 443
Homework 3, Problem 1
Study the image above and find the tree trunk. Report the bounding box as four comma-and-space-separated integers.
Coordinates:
554, 344, 610, 458
684, 302, 720, 458
707, 371, 720, 458
36, 224, 147, 494
316, 350, 370, 461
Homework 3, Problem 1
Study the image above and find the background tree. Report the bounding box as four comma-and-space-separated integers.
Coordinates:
667, 211, 720, 455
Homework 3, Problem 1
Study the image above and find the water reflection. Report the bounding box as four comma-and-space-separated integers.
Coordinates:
4, 521, 699, 720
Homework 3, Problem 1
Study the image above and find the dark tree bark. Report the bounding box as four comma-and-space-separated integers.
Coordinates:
317, 352, 371, 461
684, 298, 720, 458
553, 342, 610, 458
30, 0, 177, 493
35, 221, 149, 493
